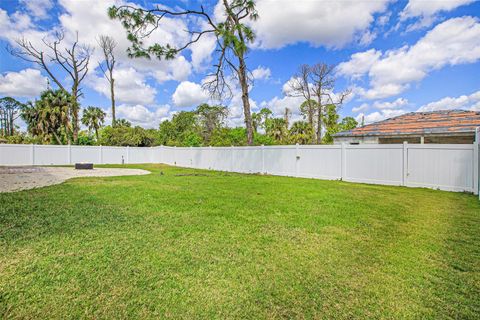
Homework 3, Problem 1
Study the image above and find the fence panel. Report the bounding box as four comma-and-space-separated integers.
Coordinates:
71, 146, 101, 164
102, 146, 127, 164
298, 145, 341, 180
232, 147, 263, 173
407, 144, 475, 192
0, 144, 32, 165
128, 147, 152, 164
344, 145, 403, 186
210, 147, 234, 171
263, 146, 296, 176
35, 145, 70, 165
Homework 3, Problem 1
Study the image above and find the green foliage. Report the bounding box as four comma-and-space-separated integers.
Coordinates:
115, 118, 132, 127
77, 131, 96, 146
81, 106, 106, 141
196, 104, 228, 143
289, 121, 314, 144
322, 105, 358, 144
252, 107, 272, 132
0, 97, 24, 136
21, 89, 75, 145
98, 125, 157, 147
0, 132, 39, 144
340, 116, 358, 131
265, 117, 288, 143
158, 111, 198, 146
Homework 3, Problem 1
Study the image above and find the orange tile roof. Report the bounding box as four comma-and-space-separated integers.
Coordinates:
335, 110, 480, 137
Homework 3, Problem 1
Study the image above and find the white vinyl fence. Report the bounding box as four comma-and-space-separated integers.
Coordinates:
1, 136, 479, 195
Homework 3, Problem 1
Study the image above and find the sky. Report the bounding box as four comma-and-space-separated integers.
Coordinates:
0, 0, 479, 129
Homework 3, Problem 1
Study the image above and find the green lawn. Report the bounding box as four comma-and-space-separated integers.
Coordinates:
0, 164, 479, 319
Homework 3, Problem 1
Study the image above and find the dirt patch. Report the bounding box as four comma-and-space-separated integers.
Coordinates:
0, 166, 150, 193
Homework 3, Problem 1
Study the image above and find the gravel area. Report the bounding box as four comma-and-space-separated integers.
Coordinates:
0, 166, 150, 193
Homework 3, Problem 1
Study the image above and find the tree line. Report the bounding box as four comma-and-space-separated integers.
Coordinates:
1, 0, 357, 146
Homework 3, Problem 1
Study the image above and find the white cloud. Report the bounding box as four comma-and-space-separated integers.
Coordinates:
116, 104, 171, 128
172, 81, 209, 108
260, 95, 304, 119
351, 98, 408, 114
401, 0, 474, 18
359, 30, 377, 46
252, 0, 389, 49
0, 69, 48, 98
356, 109, 409, 125
150, 56, 192, 83
417, 90, 480, 112
375, 98, 409, 110
339, 17, 480, 100
337, 49, 381, 80
88, 67, 156, 105
352, 103, 369, 113
400, 0, 474, 30
252, 66, 271, 80
189, 23, 217, 71
19, 0, 53, 20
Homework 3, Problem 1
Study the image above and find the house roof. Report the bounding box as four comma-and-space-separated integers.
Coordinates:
334, 110, 480, 138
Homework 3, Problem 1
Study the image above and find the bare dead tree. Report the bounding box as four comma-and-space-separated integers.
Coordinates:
109, 0, 258, 144
310, 63, 350, 144
8, 31, 92, 143
288, 64, 316, 142
97, 35, 117, 126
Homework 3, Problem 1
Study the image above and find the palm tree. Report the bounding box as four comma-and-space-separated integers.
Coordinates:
22, 89, 73, 144
289, 121, 314, 144
81, 106, 106, 141
115, 118, 131, 127
251, 112, 261, 133
266, 117, 288, 143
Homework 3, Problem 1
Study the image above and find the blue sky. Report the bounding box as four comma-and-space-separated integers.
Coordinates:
1, 0, 479, 128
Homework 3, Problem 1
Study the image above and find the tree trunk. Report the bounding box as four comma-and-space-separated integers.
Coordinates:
71, 86, 79, 144
110, 77, 116, 127
307, 101, 315, 144
237, 55, 254, 145
52, 131, 63, 145
9, 115, 14, 136
316, 102, 322, 144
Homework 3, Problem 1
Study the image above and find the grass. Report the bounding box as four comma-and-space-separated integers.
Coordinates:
0, 164, 479, 319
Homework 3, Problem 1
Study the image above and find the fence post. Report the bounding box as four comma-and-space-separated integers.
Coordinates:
295, 143, 299, 177
126, 146, 130, 164
261, 144, 265, 174
231, 145, 235, 172
189, 146, 193, 167
68, 144, 72, 165
99, 145, 103, 164
174, 146, 177, 166
402, 141, 408, 186
341, 143, 346, 181
31, 144, 35, 166
474, 127, 479, 196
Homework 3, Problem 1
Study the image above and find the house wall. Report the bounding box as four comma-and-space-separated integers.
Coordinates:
424, 135, 474, 144
333, 136, 378, 145
334, 134, 475, 145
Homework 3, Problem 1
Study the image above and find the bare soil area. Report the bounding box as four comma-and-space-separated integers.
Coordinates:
0, 166, 150, 193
